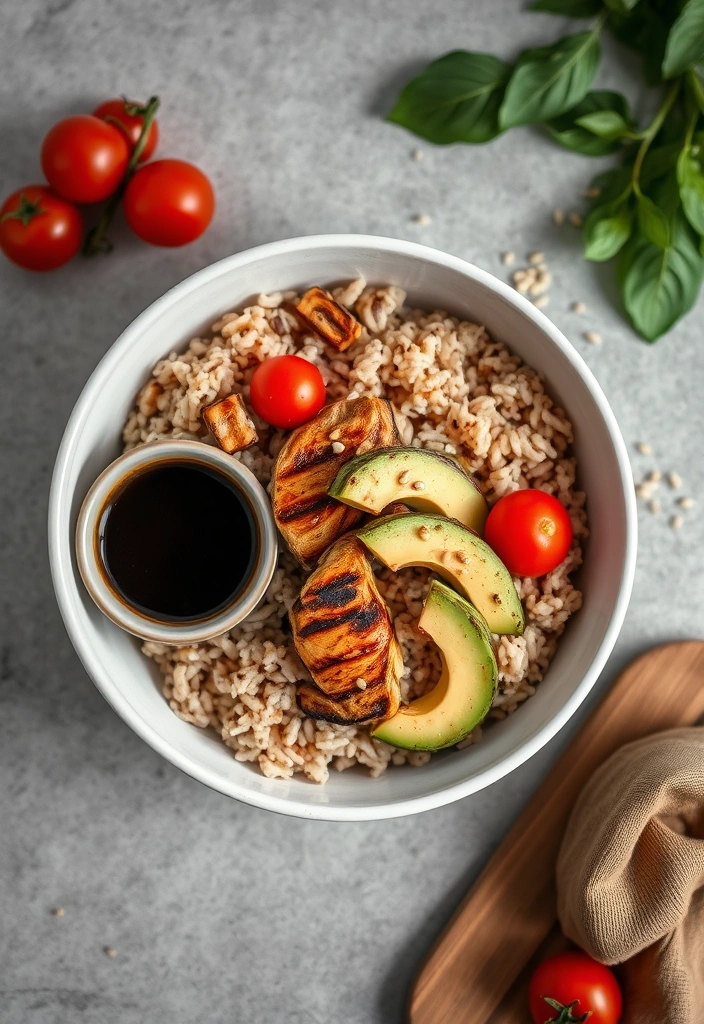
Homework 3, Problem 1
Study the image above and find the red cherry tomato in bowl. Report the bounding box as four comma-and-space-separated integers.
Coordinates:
529, 950, 622, 1024
41, 115, 130, 204
93, 98, 159, 162
0, 186, 82, 271
484, 488, 573, 577
249, 355, 326, 429
123, 159, 214, 247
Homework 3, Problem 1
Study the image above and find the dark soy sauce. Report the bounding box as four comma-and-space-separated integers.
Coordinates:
100, 461, 255, 621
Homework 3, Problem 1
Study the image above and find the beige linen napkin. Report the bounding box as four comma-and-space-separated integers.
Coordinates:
556, 727, 704, 1024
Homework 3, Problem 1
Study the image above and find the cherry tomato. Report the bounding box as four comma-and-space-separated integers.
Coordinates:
123, 159, 214, 247
249, 355, 326, 429
93, 98, 159, 163
484, 488, 573, 577
529, 951, 622, 1024
41, 115, 130, 204
0, 186, 82, 271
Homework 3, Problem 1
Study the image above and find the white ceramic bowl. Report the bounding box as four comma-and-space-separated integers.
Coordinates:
49, 235, 637, 821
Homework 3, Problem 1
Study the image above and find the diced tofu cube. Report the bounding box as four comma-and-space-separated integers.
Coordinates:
294, 286, 362, 351
202, 393, 258, 454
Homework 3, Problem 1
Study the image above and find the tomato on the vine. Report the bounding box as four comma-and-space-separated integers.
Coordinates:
249, 355, 326, 429
484, 488, 573, 577
123, 159, 215, 247
0, 186, 82, 271
93, 98, 159, 162
529, 951, 622, 1024
41, 115, 130, 204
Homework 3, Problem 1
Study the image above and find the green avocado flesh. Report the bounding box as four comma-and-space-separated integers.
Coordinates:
329, 446, 488, 534
371, 579, 497, 751
357, 512, 524, 636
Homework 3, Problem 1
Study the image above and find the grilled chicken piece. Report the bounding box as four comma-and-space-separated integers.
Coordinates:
202, 393, 258, 454
292, 536, 403, 724
271, 396, 402, 567
294, 287, 362, 351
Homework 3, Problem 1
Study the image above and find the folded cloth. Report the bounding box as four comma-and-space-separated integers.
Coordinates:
556, 727, 704, 1024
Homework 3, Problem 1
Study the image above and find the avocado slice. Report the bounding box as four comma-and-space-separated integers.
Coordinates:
357, 512, 524, 636
372, 579, 497, 750
329, 446, 488, 534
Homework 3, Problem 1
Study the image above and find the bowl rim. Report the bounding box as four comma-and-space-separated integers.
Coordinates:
48, 233, 638, 821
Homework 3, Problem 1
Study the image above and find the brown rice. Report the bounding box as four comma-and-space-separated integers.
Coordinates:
123, 279, 587, 783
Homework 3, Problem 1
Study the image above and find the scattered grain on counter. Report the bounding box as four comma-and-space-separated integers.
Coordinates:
584, 331, 602, 345
513, 265, 551, 297
678, 497, 695, 509
668, 471, 683, 489
648, 499, 661, 514
533, 295, 550, 309
569, 212, 584, 227
502, 250, 516, 266
636, 482, 655, 499
51, 907, 64, 918
331, 441, 345, 454
671, 515, 684, 530
636, 442, 652, 455
584, 187, 601, 199
104, 947, 117, 958
647, 470, 662, 483
413, 213, 431, 226
411, 148, 423, 162
528, 251, 544, 265
553, 208, 565, 226
571, 301, 586, 314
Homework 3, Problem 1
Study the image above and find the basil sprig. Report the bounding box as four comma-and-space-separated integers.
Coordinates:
386, 0, 704, 341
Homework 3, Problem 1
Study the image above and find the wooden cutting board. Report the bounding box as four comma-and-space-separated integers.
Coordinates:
409, 640, 704, 1024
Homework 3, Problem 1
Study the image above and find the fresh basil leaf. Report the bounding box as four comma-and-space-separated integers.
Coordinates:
547, 90, 630, 155
387, 51, 510, 144
619, 216, 704, 340
529, 0, 602, 14
663, 0, 704, 79
609, 4, 676, 85
584, 200, 634, 261
640, 143, 682, 187
575, 109, 630, 138
604, 0, 640, 12
677, 146, 704, 234
499, 32, 600, 130
637, 192, 671, 248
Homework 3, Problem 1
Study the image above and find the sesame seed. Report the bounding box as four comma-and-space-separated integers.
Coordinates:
411, 480, 426, 491
398, 470, 411, 484
553, 208, 565, 226
502, 251, 515, 266
413, 213, 431, 226
418, 525, 430, 540
533, 295, 549, 309
678, 497, 695, 509
568, 212, 583, 227
671, 514, 684, 530
647, 470, 661, 483
648, 499, 661, 514
584, 186, 601, 199
346, 391, 360, 401
329, 428, 341, 441
584, 331, 602, 345
51, 907, 64, 917
411, 148, 423, 162
528, 251, 544, 264
636, 442, 652, 455
355, 677, 367, 690
571, 301, 586, 314
668, 471, 682, 489
331, 441, 345, 454
104, 947, 117, 958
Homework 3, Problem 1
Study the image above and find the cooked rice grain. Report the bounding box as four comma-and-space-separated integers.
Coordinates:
124, 281, 587, 783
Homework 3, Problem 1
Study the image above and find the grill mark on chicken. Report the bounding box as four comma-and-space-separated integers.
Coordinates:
296, 604, 375, 639
306, 641, 382, 671
305, 573, 360, 609
275, 494, 337, 523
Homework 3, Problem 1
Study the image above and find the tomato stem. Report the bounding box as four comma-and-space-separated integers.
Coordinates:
1, 192, 45, 226
83, 94, 160, 257
541, 996, 592, 1024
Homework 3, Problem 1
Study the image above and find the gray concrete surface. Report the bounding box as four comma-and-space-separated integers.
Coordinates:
1, 1, 703, 1022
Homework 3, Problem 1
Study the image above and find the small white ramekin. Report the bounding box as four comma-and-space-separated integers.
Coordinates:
75, 438, 278, 644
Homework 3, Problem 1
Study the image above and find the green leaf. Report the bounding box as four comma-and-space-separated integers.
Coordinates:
663, 0, 704, 79
499, 31, 601, 129
575, 109, 630, 138
529, 0, 602, 14
387, 51, 510, 144
637, 192, 671, 247
619, 216, 704, 340
609, 5, 677, 85
583, 200, 634, 260
547, 90, 631, 155
677, 146, 704, 234
590, 164, 634, 202
604, 0, 640, 12
640, 142, 682, 187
